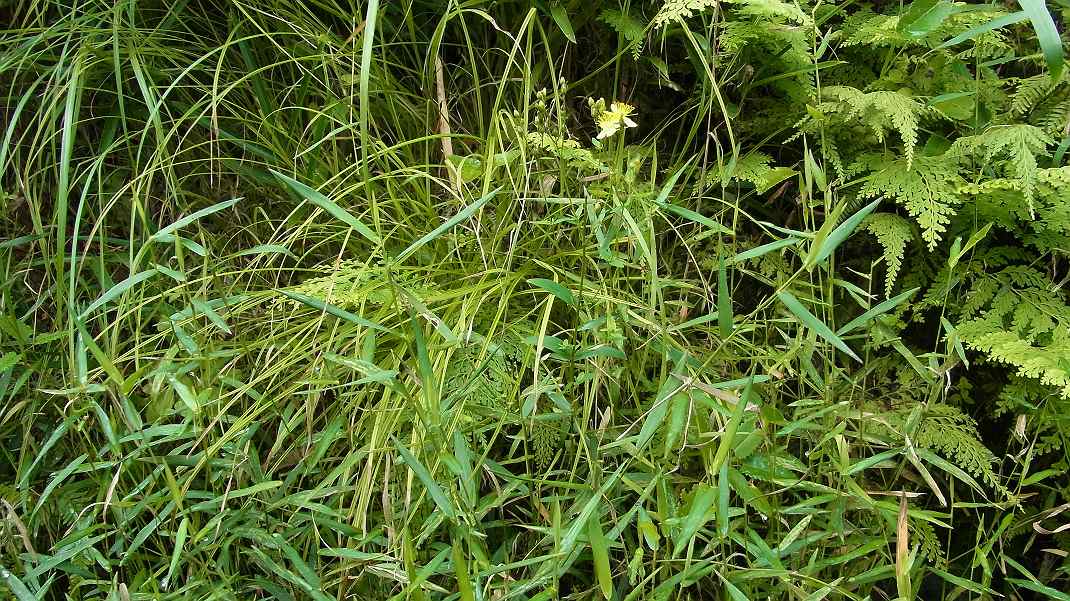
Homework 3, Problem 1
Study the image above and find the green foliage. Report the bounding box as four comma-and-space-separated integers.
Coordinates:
863, 213, 914, 297
858, 156, 964, 248
3, 0, 1070, 599
652, 0, 718, 28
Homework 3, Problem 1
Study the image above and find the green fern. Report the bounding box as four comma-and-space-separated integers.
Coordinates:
948, 124, 1054, 208
652, 0, 718, 28
873, 403, 1008, 497
707, 152, 797, 193
728, 0, 810, 24
527, 132, 605, 171
820, 87, 925, 168
600, 8, 647, 59
277, 260, 433, 310
954, 265, 1070, 398
863, 213, 914, 297
858, 156, 963, 248
842, 12, 910, 48
443, 336, 525, 413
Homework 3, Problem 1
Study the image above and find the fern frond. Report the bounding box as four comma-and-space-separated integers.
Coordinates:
728, 0, 810, 24
1012, 74, 1060, 116
527, 132, 605, 171
859, 156, 963, 248
652, 0, 717, 28
707, 152, 797, 193
955, 265, 1070, 398
842, 14, 909, 48
600, 9, 647, 59
863, 213, 914, 297
948, 124, 1053, 208
871, 402, 1008, 497
912, 404, 1007, 496
819, 86, 924, 167
277, 260, 432, 310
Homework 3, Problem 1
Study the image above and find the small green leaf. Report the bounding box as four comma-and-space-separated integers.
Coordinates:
528, 278, 576, 306
192, 298, 231, 334
169, 376, 200, 413
658, 202, 733, 234
899, 0, 959, 37
549, 5, 577, 43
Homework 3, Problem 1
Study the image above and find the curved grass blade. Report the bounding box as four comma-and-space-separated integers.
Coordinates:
1019, 0, 1064, 80
278, 290, 389, 332
395, 188, 499, 263
271, 170, 380, 245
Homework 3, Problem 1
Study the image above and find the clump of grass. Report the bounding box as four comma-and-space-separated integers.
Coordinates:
2, 0, 1069, 599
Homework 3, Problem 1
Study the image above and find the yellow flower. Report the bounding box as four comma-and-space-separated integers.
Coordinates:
594, 101, 638, 140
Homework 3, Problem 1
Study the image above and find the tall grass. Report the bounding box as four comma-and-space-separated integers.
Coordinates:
2, 0, 1068, 599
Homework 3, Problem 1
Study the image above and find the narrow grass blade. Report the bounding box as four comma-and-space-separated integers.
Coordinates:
587, 512, 613, 598
807, 198, 881, 268
730, 238, 800, 264
391, 435, 456, 521
0, 567, 36, 601
937, 10, 1028, 49
152, 197, 240, 240
708, 375, 753, 478
777, 291, 860, 362
395, 188, 499, 263
1019, 0, 1064, 80
836, 287, 919, 335
79, 268, 159, 319
717, 255, 732, 338
162, 516, 188, 589
278, 290, 388, 332
271, 170, 380, 245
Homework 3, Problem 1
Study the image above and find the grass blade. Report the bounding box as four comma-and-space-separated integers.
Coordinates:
395, 188, 499, 263
836, 287, 919, 335
778, 291, 861, 362
391, 435, 456, 521
271, 170, 380, 245
1019, 0, 1064, 80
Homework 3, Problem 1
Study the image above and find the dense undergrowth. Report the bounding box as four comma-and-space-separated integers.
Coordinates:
2, 0, 1070, 599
